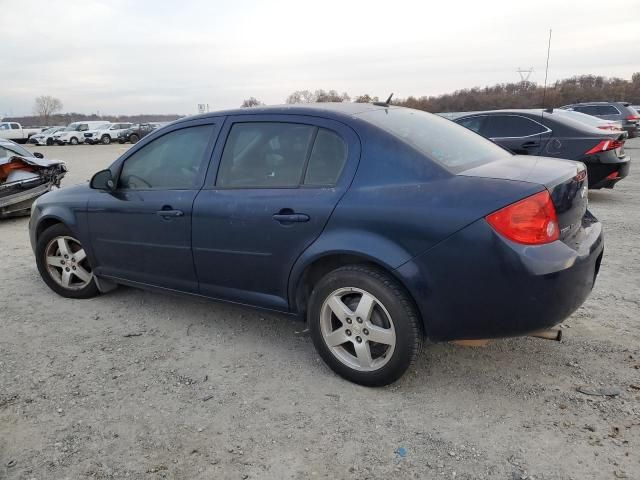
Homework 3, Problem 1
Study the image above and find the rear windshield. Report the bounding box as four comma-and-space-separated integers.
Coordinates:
357, 107, 510, 172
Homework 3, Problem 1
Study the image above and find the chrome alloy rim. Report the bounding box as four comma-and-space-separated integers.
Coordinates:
320, 287, 396, 372
44, 236, 93, 290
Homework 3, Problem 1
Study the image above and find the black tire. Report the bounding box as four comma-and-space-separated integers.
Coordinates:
46, 138, 54, 146
101, 135, 111, 145
69, 137, 79, 145
118, 138, 125, 144
35, 224, 99, 299
129, 134, 139, 143
308, 265, 422, 386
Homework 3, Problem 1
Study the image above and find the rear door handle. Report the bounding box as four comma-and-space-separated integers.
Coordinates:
156, 209, 184, 218
273, 213, 310, 223
521, 141, 539, 148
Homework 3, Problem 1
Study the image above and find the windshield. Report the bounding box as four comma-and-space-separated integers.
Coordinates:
64, 123, 80, 131
4, 142, 32, 157
357, 107, 511, 172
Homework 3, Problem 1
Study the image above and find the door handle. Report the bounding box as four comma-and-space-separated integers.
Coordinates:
156, 208, 184, 218
273, 212, 310, 223
521, 141, 539, 148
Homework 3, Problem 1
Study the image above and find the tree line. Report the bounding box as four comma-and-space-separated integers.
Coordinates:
7, 72, 638, 126
241, 73, 640, 111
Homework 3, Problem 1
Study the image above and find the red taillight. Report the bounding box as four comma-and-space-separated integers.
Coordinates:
625, 115, 639, 121
485, 190, 559, 245
606, 171, 619, 180
585, 139, 623, 155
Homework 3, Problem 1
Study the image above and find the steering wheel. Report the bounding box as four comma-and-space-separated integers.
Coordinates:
124, 174, 152, 189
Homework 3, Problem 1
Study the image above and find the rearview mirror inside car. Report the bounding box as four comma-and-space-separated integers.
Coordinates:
90, 169, 116, 191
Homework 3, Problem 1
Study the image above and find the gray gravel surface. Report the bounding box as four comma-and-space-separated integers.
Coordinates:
1, 140, 639, 479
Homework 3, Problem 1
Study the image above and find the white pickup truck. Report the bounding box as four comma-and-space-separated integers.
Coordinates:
0, 122, 42, 144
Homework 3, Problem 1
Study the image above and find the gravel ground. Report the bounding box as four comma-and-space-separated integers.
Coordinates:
1, 140, 639, 480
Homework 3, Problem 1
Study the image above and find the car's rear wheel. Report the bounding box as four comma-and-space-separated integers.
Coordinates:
308, 265, 422, 386
129, 134, 139, 143
35, 224, 99, 299
101, 135, 111, 145
69, 137, 79, 145
46, 138, 54, 146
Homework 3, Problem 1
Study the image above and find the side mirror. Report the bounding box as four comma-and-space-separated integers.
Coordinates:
90, 169, 116, 191
33, 152, 44, 159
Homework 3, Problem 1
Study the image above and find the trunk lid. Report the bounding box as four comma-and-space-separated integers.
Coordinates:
459, 155, 588, 241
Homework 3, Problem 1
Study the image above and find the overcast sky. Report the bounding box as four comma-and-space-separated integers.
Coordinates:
1, 0, 638, 116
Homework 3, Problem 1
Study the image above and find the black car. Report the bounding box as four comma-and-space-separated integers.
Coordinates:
117, 123, 158, 144
454, 109, 629, 189
561, 102, 639, 138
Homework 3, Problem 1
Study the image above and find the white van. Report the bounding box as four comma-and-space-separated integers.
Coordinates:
52, 121, 111, 145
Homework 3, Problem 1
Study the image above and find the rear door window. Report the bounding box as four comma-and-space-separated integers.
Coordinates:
216, 122, 316, 188
482, 115, 548, 138
596, 105, 620, 115
573, 105, 599, 115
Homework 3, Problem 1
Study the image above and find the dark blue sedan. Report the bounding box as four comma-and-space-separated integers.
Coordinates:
29, 103, 604, 386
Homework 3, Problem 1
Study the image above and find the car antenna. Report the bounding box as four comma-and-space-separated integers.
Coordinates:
373, 93, 394, 107
542, 29, 552, 116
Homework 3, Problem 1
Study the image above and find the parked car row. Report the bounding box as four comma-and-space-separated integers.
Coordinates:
25, 121, 166, 146
0, 122, 42, 143
449, 101, 637, 189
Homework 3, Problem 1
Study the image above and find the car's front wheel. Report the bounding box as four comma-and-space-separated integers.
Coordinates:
308, 265, 422, 386
129, 134, 139, 143
101, 135, 111, 145
69, 137, 79, 145
35, 224, 99, 299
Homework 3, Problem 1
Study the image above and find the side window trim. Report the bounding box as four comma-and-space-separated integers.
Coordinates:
488, 115, 551, 140
298, 127, 320, 185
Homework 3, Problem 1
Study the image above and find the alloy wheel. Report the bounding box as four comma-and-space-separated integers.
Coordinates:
319, 287, 396, 372
44, 235, 93, 290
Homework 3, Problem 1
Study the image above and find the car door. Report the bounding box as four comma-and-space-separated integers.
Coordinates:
87, 120, 219, 292
481, 114, 551, 155
192, 115, 360, 310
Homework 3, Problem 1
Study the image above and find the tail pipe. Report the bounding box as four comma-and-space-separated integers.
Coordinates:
529, 328, 562, 341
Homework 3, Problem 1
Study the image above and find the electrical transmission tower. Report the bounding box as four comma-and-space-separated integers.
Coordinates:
517, 67, 534, 83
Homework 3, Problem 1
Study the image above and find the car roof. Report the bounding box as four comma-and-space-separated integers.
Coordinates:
455, 109, 547, 117
564, 101, 629, 106
174, 102, 389, 125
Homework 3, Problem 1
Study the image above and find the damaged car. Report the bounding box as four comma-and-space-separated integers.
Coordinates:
0, 139, 67, 218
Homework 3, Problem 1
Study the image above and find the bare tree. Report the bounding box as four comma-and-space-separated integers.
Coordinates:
286, 89, 351, 104
354, 94, 379, 103
240, 97, 264, 108
33, 95, 63, 124
286, 90, 315, 104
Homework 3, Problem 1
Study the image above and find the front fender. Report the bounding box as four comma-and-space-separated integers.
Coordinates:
29, 191, 90, 259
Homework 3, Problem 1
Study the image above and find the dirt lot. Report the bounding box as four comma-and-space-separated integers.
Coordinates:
1, 140, 639, 480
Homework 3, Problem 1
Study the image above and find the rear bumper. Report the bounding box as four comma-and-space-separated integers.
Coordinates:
0, 182, 52, 218
587, 158, 630, 189
623, 124, 638, 138
395, 214, 604, 341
